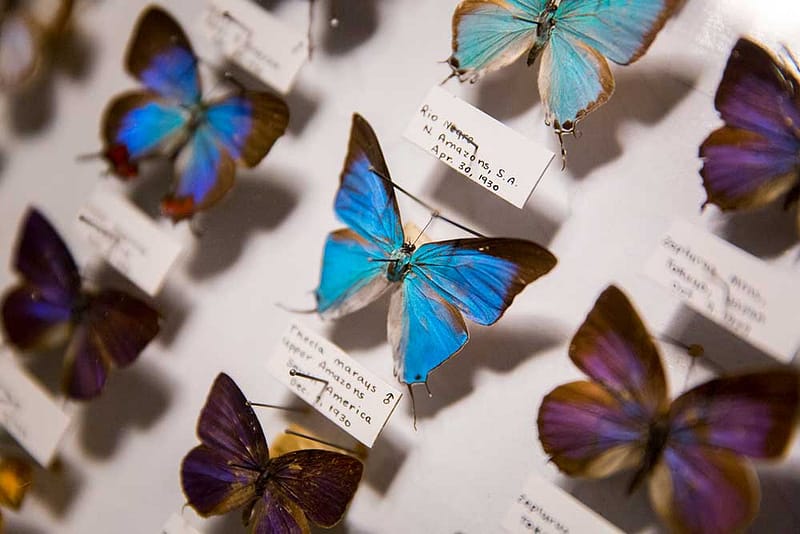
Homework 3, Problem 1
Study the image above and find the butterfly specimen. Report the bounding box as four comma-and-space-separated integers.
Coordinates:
0, 456, 32, 533
537, 285, 800, 533
315, 114, 557, 386
99, 6, 290, 221
448, 0, 679, 156
699, 38, 800, 232
181, 373, 364, 533
0, 208, 160, 400
0, 0, 73, 90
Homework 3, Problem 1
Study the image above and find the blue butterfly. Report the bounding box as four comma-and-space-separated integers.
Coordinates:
448, 0, 679, 152
316, 114, 557, 385
100, 6, 289, 221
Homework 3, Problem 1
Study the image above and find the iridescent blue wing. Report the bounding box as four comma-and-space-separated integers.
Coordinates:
409, 237, 556, 325
700, 38, 800, 212
181, 373, 268, 517
556, 0, 679, 65
315, 115, 404, 318
448, 0, 543, 81
334, 114, 404, 251
316, 229, 392, 319
125, 6, 201, 104
539, 0, 678, 130
160, 91, 289, 221
1, 209, 80, 351
388, 277, 468, 384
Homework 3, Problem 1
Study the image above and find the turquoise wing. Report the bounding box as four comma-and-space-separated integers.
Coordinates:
448, 0, 545, 80
556, 0, 679, 65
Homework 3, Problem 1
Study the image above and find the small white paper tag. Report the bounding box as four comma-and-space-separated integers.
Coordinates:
645, 220, 800, 362
199, 0, 308, 94
76, 189, 182, 296
161, 513, 202, 534
404, 85, 554, 209
0, 350, 71, 466
502, 472, 623, 534
267, 322, 402, 447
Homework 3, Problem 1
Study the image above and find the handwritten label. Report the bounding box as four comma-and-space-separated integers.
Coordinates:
76, 189, 182, 296
502, 472, 623, 534
200, 0, 308, 94
266, 322, 402, 447
0, 350, 71, 466
644, 220, 800, 362
404, 85, 554, 209
161, 513, 202, 534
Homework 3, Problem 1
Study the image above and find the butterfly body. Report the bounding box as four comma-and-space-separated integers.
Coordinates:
538, 285, 800, 533
450, 0, 679, 142
100, 6, 289, 221
1, 209, 160, 400
316, 114, 557, 385
181, 373, 363, 533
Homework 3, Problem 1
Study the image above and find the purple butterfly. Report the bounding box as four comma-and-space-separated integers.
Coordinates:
1, 208, 160, 400
699, 38, 800, 232
537, 285, 800, 533
181, 373, 364, 533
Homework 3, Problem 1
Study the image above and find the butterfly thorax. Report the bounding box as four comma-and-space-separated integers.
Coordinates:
253, 467, 271, 497
627, 416, 671, 494
526, 0, 559, 66
386, 243, 416, 283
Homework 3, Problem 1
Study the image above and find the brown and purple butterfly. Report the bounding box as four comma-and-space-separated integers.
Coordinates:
537, 285, 800, 533
0, 208, 160, 400
181, 373, 364, 534
699, 38, 800, 234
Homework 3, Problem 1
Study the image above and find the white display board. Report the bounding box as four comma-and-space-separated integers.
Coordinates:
0, 1, 798, 533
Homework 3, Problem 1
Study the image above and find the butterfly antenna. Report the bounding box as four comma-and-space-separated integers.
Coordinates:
76, 151, 102, 162
275, 301, 317, 314
284, 429, 362, 457
411, 214, 436, 247
307, 0, 315, 60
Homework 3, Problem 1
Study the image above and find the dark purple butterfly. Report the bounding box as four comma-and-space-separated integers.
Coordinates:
699, 38, 800, 232
181, 373, 364, 534
537, 285, 800, 533
1, 208, 160, 400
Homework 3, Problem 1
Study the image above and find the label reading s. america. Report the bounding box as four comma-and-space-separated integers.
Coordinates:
644, 220, 800, 362
404, 85, 554, 209
266, 322, 401, 447
0, 349, 71, 466
200, 0, 307, 94
502, 472, 623, 534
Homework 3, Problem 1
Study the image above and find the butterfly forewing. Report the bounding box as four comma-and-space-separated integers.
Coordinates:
125, 6, 200, 104
568, 285, 668, 414
700, 38, 800, 212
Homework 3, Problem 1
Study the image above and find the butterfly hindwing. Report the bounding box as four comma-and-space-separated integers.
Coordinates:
700, 38, 800, 211
388, 278, 468, 384
537, 380, 647, 478
266, 449, 364, 528
316, 229, 393, 319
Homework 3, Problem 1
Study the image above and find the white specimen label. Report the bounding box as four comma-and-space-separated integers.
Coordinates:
502, 472, 623, 534
76, 189, 182, 296
645, 220, 800, 362
0, 349, 71, 466
200, 0, 307, 94
404, 85, 554, 209
267, 322, 402, 447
